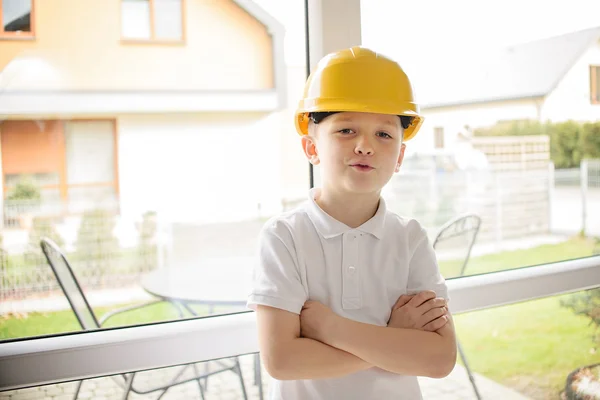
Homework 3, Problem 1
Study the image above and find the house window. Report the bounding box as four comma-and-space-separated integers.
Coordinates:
1, 0, 34, 38
591, 65, 600, 104
121, 0, 184, 41
434, 127, 445, 148
1, 120, 119, 219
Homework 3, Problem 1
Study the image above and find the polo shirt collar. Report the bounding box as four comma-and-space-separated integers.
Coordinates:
306, 188, 386, 240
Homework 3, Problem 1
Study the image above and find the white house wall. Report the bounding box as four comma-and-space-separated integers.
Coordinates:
117, 112, 282, 225
541, 39, 600, 122
415, 99, 542, 151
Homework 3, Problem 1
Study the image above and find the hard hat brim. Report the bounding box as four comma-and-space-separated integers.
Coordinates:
295, 99, 424, 141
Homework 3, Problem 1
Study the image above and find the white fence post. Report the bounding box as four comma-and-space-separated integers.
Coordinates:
581, 159, 589, 235
495, 172, 503, 245
548, 162, 555, 234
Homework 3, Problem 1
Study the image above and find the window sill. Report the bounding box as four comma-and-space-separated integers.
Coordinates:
0, 35, 36, 41
120, 39, 186, 46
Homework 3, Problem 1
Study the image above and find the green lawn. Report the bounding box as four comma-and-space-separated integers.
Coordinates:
444, 236, 600, 399
439, 235, 598, 278
455, 293, 600, 399
0, 302, 234, 339
1, 236, 598, 400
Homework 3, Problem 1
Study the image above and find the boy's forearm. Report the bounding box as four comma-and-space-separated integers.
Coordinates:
323, 317, 456, 378
266, 336, 372, 380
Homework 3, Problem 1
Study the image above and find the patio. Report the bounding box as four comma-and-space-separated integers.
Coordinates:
0, 354, 530, 400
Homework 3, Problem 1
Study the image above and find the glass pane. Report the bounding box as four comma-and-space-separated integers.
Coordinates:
0, 0, 308, 338
361, 1, 600, 280
0, 353, 267, 400
121, 0, 151, 39
65, 121, 115, 185
437, 289, 600, 400
154, 0, 182, 40
2, 0, 31, 32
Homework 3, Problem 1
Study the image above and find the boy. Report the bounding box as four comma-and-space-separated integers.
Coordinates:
247, 46, 457, 399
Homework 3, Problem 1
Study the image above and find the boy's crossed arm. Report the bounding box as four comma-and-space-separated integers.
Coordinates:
256, 291, 456, 380
256, 305, 371, 380
301, 292, 457, 378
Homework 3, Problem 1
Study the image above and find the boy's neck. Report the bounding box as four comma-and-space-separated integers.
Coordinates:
314, 187, 381, 229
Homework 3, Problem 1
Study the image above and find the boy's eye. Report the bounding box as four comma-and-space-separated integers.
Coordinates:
338, 128, 354, 134
377, 131, 393, 139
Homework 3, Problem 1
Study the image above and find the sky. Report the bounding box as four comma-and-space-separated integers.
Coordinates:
361, 0, 600, 72
251, 0, 600, 103
254, 0, 600, 68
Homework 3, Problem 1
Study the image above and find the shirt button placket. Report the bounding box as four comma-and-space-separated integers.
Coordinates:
342, 231, 361, 309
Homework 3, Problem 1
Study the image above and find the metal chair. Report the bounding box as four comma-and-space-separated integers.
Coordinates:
432, 214, 483, 400
40, 237, 248, 400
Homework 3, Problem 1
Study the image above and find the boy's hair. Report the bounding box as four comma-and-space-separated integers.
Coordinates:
309, 112, 414, 130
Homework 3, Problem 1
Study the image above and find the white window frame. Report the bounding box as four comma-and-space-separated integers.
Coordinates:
2, 0, 599, 391
1, 256, 599, 389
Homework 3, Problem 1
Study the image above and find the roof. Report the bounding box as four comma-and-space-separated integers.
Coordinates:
416, 26, 600, 109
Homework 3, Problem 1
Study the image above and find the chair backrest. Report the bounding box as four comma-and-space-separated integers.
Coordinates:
432, 214, 482, 277
40, 237, 101, 330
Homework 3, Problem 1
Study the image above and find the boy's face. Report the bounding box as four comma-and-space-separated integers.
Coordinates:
302, 112, 406, 196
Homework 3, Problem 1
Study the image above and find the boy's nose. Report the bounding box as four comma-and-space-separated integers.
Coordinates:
355, 137, 374, 155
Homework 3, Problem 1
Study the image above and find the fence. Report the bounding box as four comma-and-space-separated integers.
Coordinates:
471, 135, 550, 171
0, 204, 167, 303
2, 160, 596, 303
553, 159, 600, 236
383, 167, 551, 244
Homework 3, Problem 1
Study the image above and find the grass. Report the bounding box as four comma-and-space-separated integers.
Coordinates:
439, 235, 597, 278
443, 236, 600, 399
0, 302, 235, 340
455, 293, 600, 399
0, 236, 598, 399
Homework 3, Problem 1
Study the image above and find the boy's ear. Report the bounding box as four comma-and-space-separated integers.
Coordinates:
395, 143, 406, 172
302, 135, 320, 165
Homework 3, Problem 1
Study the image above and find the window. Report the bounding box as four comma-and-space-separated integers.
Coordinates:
1, 120, 119, 225
434, 127, 444, 148
591, 65, 600, 104
2, 5, 599, 400
121, 0, 184, 41
0, 0, 34, 37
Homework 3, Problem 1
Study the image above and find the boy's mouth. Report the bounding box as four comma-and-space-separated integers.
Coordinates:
350, 163, 374, 171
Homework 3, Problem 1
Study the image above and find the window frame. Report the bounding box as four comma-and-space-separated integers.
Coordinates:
2, 0, 600, 393
0, 0, 35, 39
1, 256, 599, 390
591, 65, 600, 104
120, 0, 187, 45
434, 126, 445, 149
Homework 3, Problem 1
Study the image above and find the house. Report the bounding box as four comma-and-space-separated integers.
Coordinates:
407, 26, 600, 151
0, 0, 295, 229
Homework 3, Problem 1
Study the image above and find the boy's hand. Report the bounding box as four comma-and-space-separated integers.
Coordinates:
300, 300, 340, 343
388, 290, 449, 332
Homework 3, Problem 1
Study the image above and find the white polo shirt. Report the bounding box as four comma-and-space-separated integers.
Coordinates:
247, 188, 449, 400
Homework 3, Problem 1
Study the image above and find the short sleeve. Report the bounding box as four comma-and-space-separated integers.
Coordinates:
406, 225, 450, 302
246, 221, 308, 315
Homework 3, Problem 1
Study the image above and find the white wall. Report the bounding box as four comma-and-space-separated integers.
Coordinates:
117, 112, 281, 224
414, 99, 542, 151
541, 39, 600, 122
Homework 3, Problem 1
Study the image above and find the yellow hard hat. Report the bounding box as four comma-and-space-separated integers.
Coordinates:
295, 46, 423, 141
